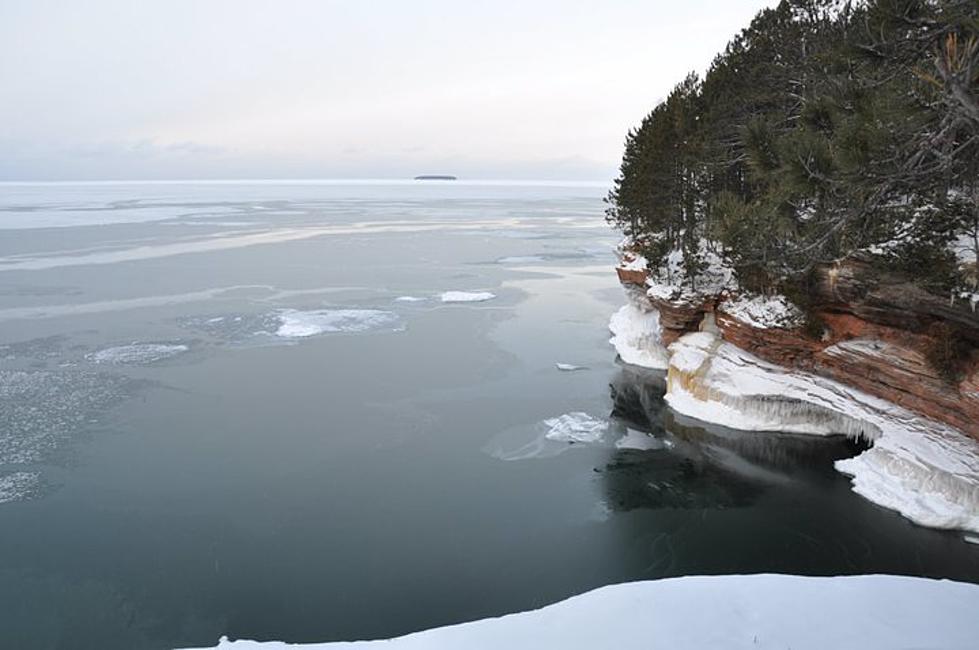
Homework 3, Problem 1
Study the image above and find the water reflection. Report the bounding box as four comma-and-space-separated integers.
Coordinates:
602, 366, 867, 513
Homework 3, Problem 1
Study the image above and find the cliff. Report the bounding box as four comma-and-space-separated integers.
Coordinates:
616, 254, 979, 439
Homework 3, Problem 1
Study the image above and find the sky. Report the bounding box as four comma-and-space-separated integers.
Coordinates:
0, 0, 777, 182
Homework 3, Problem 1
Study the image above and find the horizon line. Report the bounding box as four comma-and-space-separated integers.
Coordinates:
0, 177, 613, 186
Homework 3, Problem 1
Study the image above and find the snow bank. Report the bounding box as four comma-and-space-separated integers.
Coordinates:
665, 331, 979, 533
440, 291, 496, 303
720, 293, 805, 329
179, 574, 979, 650
87, 343, 188, 365
608, 304, 668, 369
275, 309, 402, 338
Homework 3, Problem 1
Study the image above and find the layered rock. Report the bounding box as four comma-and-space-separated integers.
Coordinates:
616, 254, 979, 439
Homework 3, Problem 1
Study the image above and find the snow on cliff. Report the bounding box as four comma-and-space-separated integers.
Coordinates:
720, 293, 805, 329
181, 574, 979, 650
665, 330, 979, 534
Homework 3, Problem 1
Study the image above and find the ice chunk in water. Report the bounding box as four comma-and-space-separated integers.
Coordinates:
87, 343, 188, 365
274, 309, 402, 338
440, 291, 496, 303
0, 471, 42, 505
543, 412, 607, 443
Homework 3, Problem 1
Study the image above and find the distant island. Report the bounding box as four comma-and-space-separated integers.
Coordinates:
414, 175, 457, 181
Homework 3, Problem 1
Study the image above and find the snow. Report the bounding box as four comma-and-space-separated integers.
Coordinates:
618, 252, 647, 272
644, 240, 735, 306
608, 303, 669, 369
720, 292, 804, 329
555, 363, 587, 371
179, 574, 979, 650
275, 309, 402, 338
542, 412, 607, 443
664, 331, 979, 533
87, 343, 189, 365
440, 291, 496, 303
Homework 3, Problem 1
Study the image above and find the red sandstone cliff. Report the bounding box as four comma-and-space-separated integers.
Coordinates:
617, 256, 979, 439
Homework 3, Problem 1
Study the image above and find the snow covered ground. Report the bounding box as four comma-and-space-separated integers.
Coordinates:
719, 292, 805, 329
181, 574, 979, 650
665, 330, 979, 534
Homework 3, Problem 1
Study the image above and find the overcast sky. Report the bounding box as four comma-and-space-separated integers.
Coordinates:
0, 0, 776, 181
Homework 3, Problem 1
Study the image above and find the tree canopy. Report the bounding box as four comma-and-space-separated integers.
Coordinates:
607, 0, 979, 299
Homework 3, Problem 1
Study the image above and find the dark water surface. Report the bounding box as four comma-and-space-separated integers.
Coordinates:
0, 181, 976, 650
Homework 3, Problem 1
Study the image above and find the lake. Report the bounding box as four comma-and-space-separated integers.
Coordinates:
0, 180, 977, 649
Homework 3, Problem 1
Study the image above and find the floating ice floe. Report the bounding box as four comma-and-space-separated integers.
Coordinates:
0, 471, 42, 505
440, 291, 496, 303
0, 369, 134, 466
543, 412, 607, 443
484, 413, 666, 461
608, 303, 669, 369
394, 296, 426, 303
665, 330, 979, 534
275, 309, 403, 338
87, 343, 189, 365
555, 363, 587, 371
484, 412, 614, 461
180, 574, 979, 650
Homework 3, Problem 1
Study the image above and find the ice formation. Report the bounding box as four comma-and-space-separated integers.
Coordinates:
87, 343, 189, 365
0, 369, 134, 504
440, 291, 496, 303
543, 412, 607, 444
181, 574, 979, 650
665, 331, 979, 533
608, 304, 668, 369
274, 309, 402, 338
394, 296, 426, 302
555, 363, 587, 371
0, 471, 41, 504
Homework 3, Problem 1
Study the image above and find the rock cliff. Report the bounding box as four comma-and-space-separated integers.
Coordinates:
616, 254, 979, 440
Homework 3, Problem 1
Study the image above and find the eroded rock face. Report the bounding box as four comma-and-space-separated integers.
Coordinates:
712, 261, 979, 439
615, 267, 710, 345
650, 297, 712, 345
617, 256, 979, 439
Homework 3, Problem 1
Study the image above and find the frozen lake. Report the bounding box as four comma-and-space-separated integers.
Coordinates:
0, 180, 977, 649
